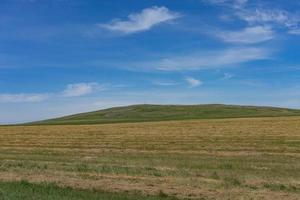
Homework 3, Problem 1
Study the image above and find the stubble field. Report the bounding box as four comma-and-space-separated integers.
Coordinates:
0, 117, 300, 199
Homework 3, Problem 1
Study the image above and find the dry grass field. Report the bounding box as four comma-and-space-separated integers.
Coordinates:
0, 117, 300, 199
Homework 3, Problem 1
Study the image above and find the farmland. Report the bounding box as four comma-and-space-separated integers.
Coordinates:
1, 116, 300, 199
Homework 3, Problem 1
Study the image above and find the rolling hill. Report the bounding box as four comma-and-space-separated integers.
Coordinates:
28, 104, 300, 125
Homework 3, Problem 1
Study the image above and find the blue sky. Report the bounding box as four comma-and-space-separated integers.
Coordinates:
1, 0, 300, 124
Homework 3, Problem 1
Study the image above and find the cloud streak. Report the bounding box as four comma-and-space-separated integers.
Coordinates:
216, 26, 274, 44
237, 8, 300, 35
0, 93, 49, 103
237, 9, 299, 28
204, 0, 248, 9
153, 47, 271, 71
206, 0, 300, 35
0, 82, 107, 103
98, 6, 181, 34
151, 80, 179, 86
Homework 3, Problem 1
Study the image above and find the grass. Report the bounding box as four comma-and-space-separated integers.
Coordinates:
0, 180, 177, 200
27, 104, 300, 125
0, 117, 300, 199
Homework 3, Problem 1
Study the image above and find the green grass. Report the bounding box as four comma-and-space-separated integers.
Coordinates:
0, 180, 177, 200
28, 104, 300, 125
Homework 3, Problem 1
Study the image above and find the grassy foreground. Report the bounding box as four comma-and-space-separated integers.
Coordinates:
29, 104, 300, 125
1, 117, 300, 199
0, 181, 175, 200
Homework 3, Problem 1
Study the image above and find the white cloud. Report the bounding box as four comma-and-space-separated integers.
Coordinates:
62, 82, 104, 97
204, 0, 248, 9
185, 77, 203, 87
154, 47, 270, 71
0, 93, 49, 103
288, 29, 300, 35
237, 9, 299, 28
233, 0, 248, 8
235, 8, 300, 36
98, 6, 181, 34
217, 26, 274, 44
206, 0, 300, 35
0, 82, 107, 104
152, 81, 179, 86
222, 73, 234, 80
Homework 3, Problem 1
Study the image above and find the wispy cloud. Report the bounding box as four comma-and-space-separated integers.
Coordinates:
0, 83, 108, 103
206, 0, 300, 35
62, 83, 105, 97
237, 8, 300, 35
185, 77, 203, 87
237, 9, 299, 28
153, 47, 270, 71
216, 26, 274, 44
151, 80, 179, 86
0, 93, 49, 103
288, 29, 300, 35
222, 73, 234, 80
204, 0, 248, 9
0, 82, 108, 104
98, 6, 181, 34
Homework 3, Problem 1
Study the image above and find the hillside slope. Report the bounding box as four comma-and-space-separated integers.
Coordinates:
29, 104, 300, 125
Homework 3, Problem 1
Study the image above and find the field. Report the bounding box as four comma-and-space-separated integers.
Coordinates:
1, 117, 300, 199
0, 181, 175, 200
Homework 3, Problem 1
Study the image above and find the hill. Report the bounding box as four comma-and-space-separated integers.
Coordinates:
28, 104, 300, 125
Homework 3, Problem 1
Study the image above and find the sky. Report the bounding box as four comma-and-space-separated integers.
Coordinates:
1, 0, 300, 124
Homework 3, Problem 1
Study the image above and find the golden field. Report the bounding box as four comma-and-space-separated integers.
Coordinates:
0, 117, 300, 199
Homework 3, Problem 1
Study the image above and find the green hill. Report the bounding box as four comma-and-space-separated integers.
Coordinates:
28, 104, 300, 125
